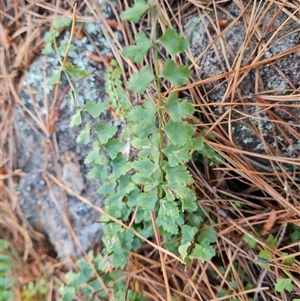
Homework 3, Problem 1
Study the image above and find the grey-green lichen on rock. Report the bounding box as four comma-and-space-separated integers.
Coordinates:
16, 1, 122, 258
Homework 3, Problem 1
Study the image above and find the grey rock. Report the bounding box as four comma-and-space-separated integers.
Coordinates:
15, 3, 119, 258
184, 1, 300, 172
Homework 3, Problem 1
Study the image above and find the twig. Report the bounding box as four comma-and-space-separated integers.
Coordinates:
150, 211, 172, 301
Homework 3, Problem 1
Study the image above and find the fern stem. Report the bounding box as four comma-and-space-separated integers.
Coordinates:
151, 7, 164, 200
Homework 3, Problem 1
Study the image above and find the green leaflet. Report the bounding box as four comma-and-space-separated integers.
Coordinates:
59, 285, 75, 301
76, 122, 91, 145
275, 278, 293, 293
243, 233, 257, 248
53, 17, 71, 29
84, 148, 100, 164
156, 214, 184, 235
111, 153, 130, 178
58, 42, 75, 53
161, 60, 192, 87
127, 98, 157, 138
163, 143, 191, 167
163, 93, 194, 122
69, 108, 82, 127
97, 181, 116, 196
48, 69, 61, 85
132, 189, 158, 211
181, 194, 198, 213
103, 138, 124, 160
158, 27, 189, 54
181, 225, 198, 244
42, 43, 52, 54
122, 31, 152, 63
198, 227, 217, 244
95, 122, 118, 144
163, 163, 193, 185
118, 174, 137, 196
43, 30, 59, 43
178, 242, 191, 261
126, 66, 155, 94
190, 241, 216, 262
131, 158, 158, 177
159, 199, 180, 218
85, 100, 108, 118
282, 252, 295, 266
65, 62, 87, 79
163, 120, 195, 146
120, 0, 149, 23
87, 164, 109, 180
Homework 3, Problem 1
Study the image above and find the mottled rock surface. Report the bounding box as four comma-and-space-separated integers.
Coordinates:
184, 1, 300, 172
15, 4, 120, 257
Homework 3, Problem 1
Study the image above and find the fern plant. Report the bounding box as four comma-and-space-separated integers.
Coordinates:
68, 0, 219, 268
0, 239, 13, 301
59, 250, 147, 301
75, 0, 218, 270
21, 278, 48, 301
100, 0, 218, 267
43, 0, 221, 299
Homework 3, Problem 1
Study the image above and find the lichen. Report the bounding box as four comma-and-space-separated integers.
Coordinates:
243, 137, 253, 144
16, 0, 120, 258
254, 142, 264, 151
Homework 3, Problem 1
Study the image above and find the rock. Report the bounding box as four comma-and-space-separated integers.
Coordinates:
60, 151, 85, 194
15, 3, 121, 258
184, 1, 300, 172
